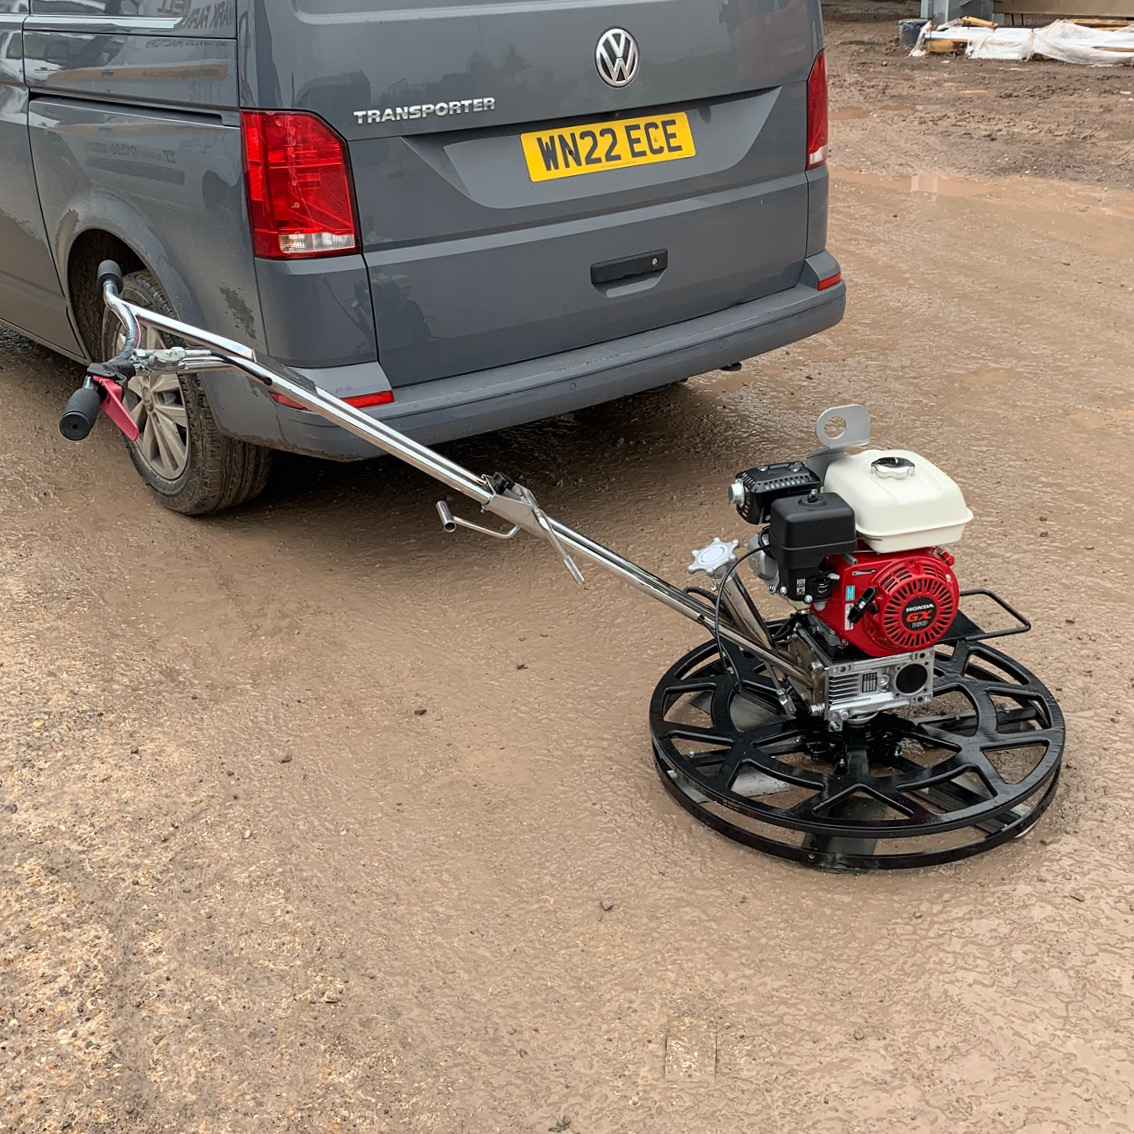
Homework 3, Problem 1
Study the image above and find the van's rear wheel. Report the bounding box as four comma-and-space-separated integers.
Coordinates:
101, 270, 272, 515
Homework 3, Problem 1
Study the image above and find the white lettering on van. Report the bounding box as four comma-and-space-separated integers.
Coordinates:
350, 97, 500, 127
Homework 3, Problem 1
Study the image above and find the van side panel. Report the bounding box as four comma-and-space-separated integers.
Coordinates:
21, 4, 279, 438
0, 0, 82, 353
29, 100, 257, 334
28, 97, 277, 437
28, 0, 236, 37
23, 27, 238, 109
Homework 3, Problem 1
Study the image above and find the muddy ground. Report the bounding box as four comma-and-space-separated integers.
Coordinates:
3, 6, 1134, 1133
827, 0, 1134, 190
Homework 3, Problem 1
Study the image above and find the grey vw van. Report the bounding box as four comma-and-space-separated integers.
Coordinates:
0, 0, 843, 514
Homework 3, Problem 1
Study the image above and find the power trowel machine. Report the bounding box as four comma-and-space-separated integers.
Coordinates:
61, 263, 1063, 871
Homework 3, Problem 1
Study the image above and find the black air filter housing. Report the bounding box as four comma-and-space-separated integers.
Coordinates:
769, 490, 857, 602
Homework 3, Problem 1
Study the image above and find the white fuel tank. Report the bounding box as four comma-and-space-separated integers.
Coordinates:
822, 449, 973, 553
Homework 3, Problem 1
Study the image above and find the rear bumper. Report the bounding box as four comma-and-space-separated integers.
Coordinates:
207, 258, 844, 460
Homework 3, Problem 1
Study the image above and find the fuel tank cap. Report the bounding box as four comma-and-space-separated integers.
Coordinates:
871, 455, 916, 479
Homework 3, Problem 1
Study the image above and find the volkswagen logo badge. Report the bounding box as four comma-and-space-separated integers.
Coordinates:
595, 28, 639, 88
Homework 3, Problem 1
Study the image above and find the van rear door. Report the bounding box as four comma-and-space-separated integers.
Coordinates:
244, 0, 823, 386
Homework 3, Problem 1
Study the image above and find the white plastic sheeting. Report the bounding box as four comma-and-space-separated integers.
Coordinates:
913, 19, 1134, 64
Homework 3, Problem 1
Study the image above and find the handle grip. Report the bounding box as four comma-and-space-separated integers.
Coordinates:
97, 259, 124, 295
59, 384, 103, 442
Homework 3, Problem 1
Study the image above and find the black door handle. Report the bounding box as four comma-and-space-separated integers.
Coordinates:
591, 248, 668, 288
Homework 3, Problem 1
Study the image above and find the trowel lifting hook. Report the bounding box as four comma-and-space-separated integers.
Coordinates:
436, 500, 519, 541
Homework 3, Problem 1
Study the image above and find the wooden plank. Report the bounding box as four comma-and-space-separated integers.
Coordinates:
996, 0, 1134, 17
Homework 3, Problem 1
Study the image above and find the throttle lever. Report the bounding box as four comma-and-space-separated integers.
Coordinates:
847, 586, 878, 626
87, 367, 140, 442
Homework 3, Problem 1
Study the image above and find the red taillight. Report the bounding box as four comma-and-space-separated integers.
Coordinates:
806, 50, 828, 170
817, 271, 842, 291
271, 390, 394, 410
241, 111, 360, 259
343, 391, 396, 409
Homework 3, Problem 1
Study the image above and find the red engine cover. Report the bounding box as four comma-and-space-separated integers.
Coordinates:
814, 549, 960, 657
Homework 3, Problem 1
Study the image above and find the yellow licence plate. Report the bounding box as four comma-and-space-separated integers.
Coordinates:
521, 111, 695, 183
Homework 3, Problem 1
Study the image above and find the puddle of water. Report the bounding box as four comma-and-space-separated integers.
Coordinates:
832, 167, 991, 198
691, 364, 756, 395
831, 168, 1134, 258
833, 104, 917, 122
832, 166, 1134, 221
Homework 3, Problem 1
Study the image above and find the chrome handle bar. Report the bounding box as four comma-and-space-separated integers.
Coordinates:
100, 290, 812, 687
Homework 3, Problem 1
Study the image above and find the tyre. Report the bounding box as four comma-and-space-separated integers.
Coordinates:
101, 270, 272, 515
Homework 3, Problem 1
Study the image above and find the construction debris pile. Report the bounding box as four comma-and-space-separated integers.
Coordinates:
912, 17, 1134, 63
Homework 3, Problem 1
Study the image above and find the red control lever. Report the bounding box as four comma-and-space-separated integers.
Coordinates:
90, 375, 140, 442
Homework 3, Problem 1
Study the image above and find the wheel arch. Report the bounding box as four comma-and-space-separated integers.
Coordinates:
56, 212, 282, 448
57, 201, 207, 358
65, 229, 147, 359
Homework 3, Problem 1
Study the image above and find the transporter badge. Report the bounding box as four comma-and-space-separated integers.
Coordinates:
353, 97, 496, 125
